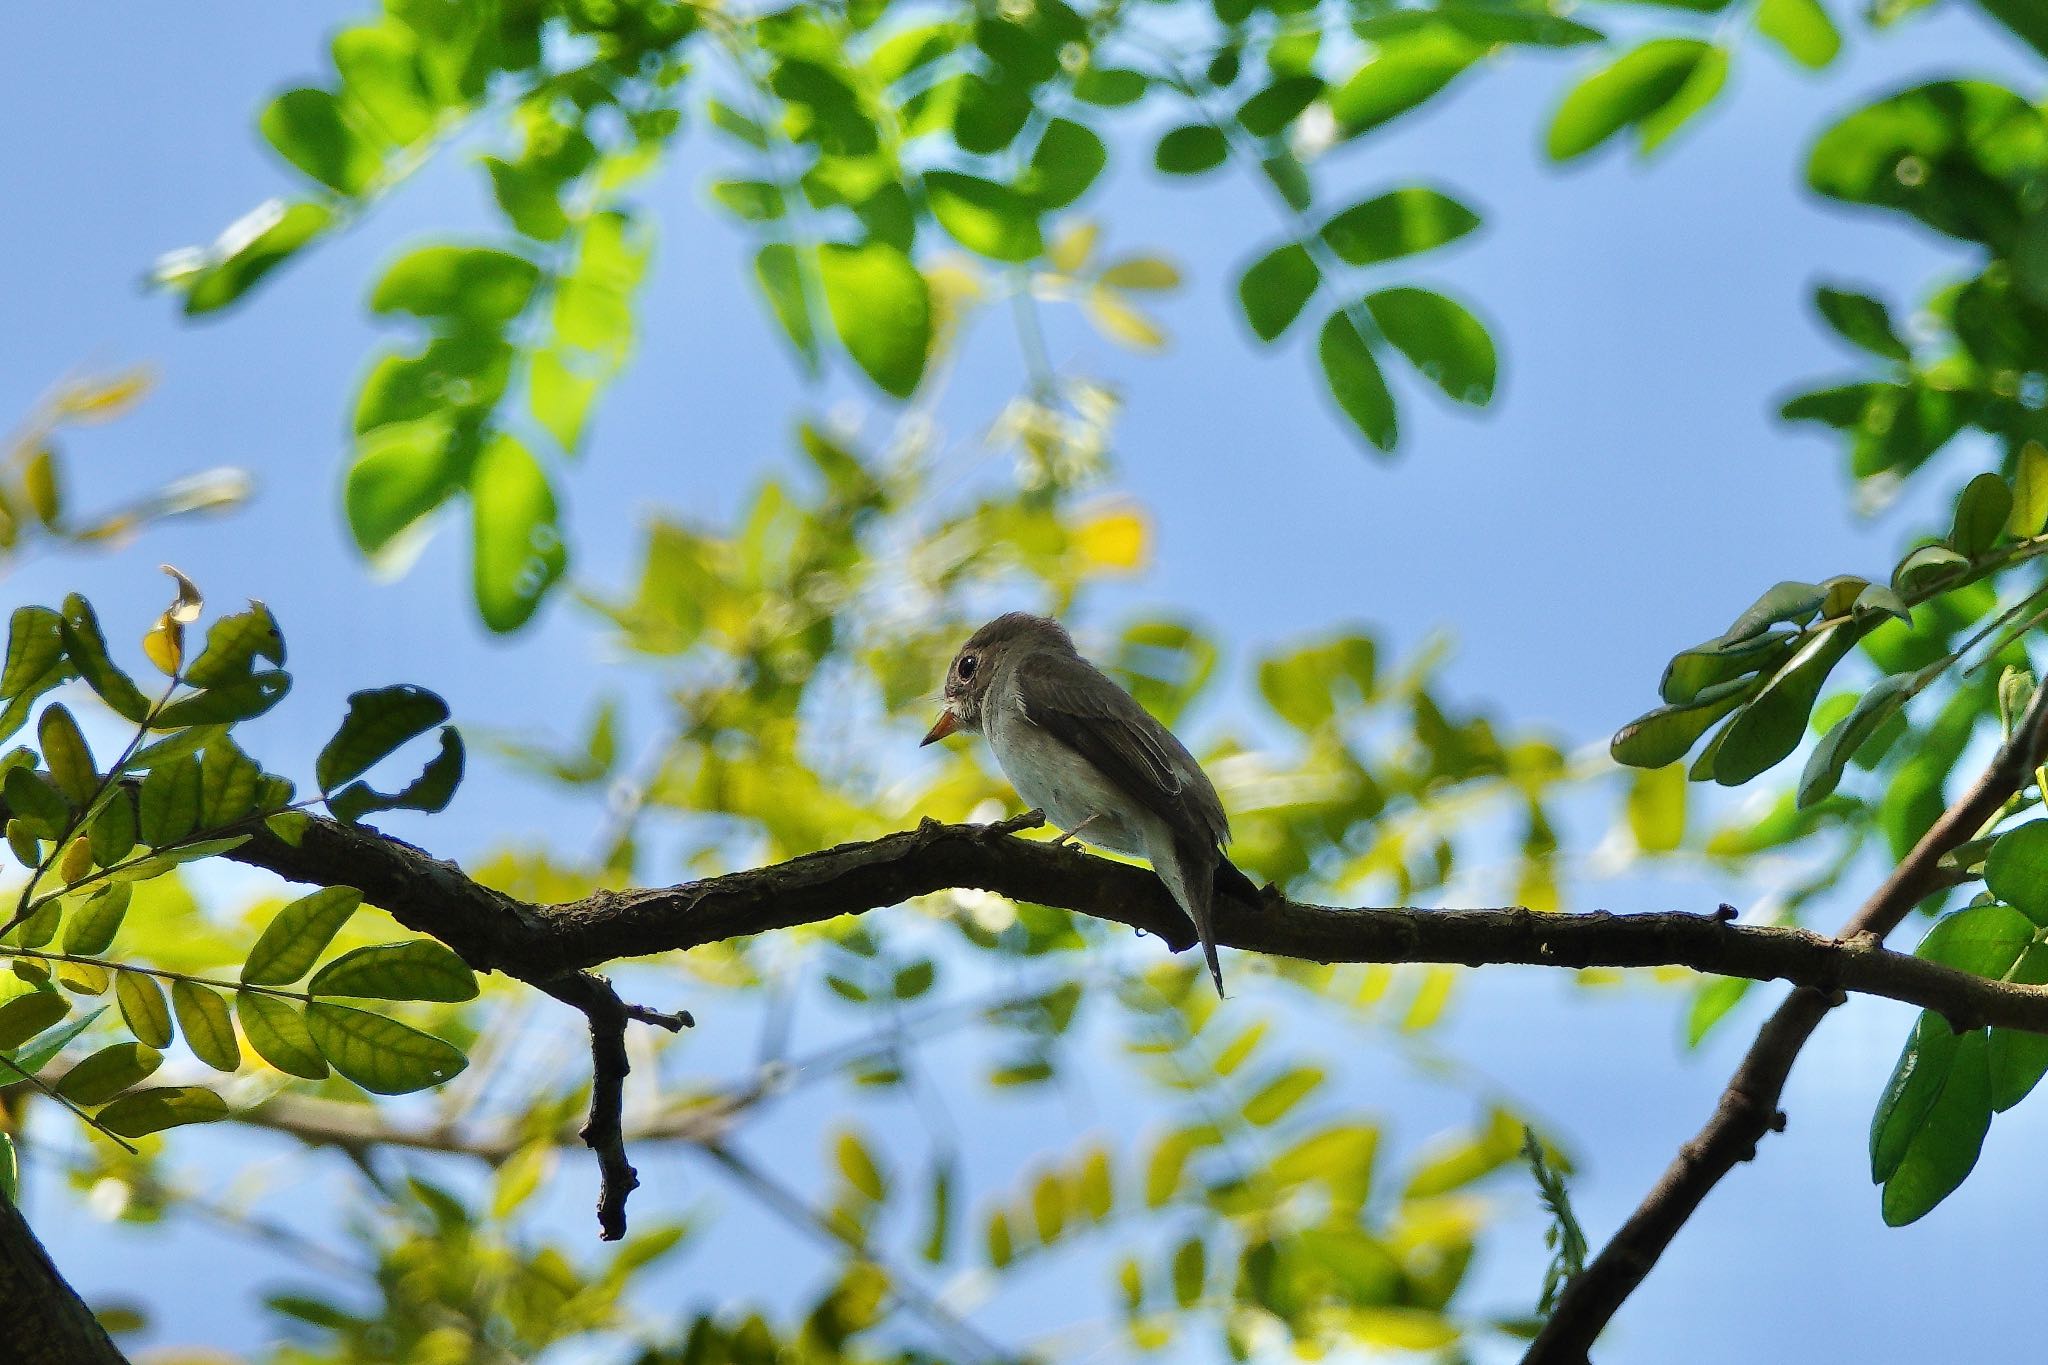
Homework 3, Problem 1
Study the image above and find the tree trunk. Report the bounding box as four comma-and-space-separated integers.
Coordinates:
0, 1193, 127, 1364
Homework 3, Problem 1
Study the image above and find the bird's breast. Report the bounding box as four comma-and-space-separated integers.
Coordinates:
986, 710, 1147, 856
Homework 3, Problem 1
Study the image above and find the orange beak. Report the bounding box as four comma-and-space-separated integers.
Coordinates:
921, 708, 960, 747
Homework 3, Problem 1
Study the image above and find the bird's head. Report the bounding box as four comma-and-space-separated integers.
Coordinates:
922, 612, 1074, 746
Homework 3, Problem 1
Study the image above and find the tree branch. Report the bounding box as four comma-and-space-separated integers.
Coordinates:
0, 1190, 128, 1364
223, 812, 2048, 1033
1525, 683, 2048, 1363
54, 797, 2048, 1246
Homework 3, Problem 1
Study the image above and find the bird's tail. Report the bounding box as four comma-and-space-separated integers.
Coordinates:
1177, 837, 1227, 999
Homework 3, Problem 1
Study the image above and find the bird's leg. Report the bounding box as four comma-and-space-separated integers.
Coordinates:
1051, 814, 1102, 849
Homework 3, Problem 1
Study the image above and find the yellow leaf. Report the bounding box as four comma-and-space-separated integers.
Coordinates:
160, 564, 204, 623
55, 960, 111, 995
1098, 255, 1182, 291
1400, 964, 1455, 1032
1074, 506, 1151, 573
2012, 440, 2048, 538
58, 835, 93, 886
1082, 287, 1165, 351
142, 614, 183, 677
1348, 1306, 1461, 1349
55, 368, 154, 423
23, 449, 60, 527
1047, 220, 1100, 275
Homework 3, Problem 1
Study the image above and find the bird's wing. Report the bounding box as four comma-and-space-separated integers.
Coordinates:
1010, 650, 1230, 847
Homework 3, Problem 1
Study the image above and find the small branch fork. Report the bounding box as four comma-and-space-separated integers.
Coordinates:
51, 788, 2048, 1251
1524, 682, 2048, 1363
537, 971, 691, 1241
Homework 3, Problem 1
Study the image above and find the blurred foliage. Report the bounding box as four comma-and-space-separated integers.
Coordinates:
0, 369, 249, 569
6, 0, 2047, 1360
154, 0, 2048, 629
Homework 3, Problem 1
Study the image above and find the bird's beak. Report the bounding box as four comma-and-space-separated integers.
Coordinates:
921, 708, 960, 747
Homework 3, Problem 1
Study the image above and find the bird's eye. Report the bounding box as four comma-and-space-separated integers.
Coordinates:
958, 654, 977, 680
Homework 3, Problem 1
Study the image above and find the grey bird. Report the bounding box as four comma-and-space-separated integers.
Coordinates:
922, 613, 1258, 996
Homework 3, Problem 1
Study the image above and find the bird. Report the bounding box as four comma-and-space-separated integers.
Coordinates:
921, 612, 1259, 996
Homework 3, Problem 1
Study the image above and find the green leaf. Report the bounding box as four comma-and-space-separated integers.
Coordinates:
116, 971, 173, 1048
1986, 823, 2048, 926
753, 245, 819, 375
1611, 675, 1758, 768
1546, 39, 1716, 161
198, 738, 263, 830
1806, 81, 2038, 246
1237, 76, 1323, 138
1870, 1016, 1991, 1225
1328, 30, 1480, 139
0, 991, 68, 1050
469, 434, 565, 633
370, 246, 539, 325
1815, 286, 1908, 360
260, 88, 383, 196
137, 757, 202, 848
1949, 473, 2012, 558
170, 200, 336, 316
1318, 311, 1397, 451
152, 671, 290, 729
60, 596, 151, 723
90, 796, 138, 870
1757, 0, 1841, 67
1366, 287, 1496, 405
310, 941, 478, 1002
317, 686, 449, 793
1914, 903, 2035, 979
242, 887, 363, 986
923, 172, 1043, 262
1636, 45, 1728, 155
306, 1001, 467, 1094
1025, 119, 1107, 209
1798, 670, 1921, 806
1712, 626, 1861, 785
818, 241, 931, 399
2, 608, 64, 702
332, 22, 435, 145
38, 707, 95, 811
96, 1085, 230, 1138
1322, 188, 1480, 266
1171, 1236, 1206, 1307
56, 1042, 163, 1105
345, 416, 459, 555
1238, 244, 1320, 342
64, 885, 130, 958
1074, 67, 1148, 105
1154, 124, 1227, 174
711, 179, 785, 221
171, 980, 240, 1073
183, 604, 284, 692
1242, 1066, 1323, 1125
4, 765, 67, 841
328, 727, 463, 825
1892, 544, 1969, 594
236, 992, 329, 1080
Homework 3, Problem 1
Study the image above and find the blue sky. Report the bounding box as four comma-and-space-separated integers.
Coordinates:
4, 3, 2046, 1361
